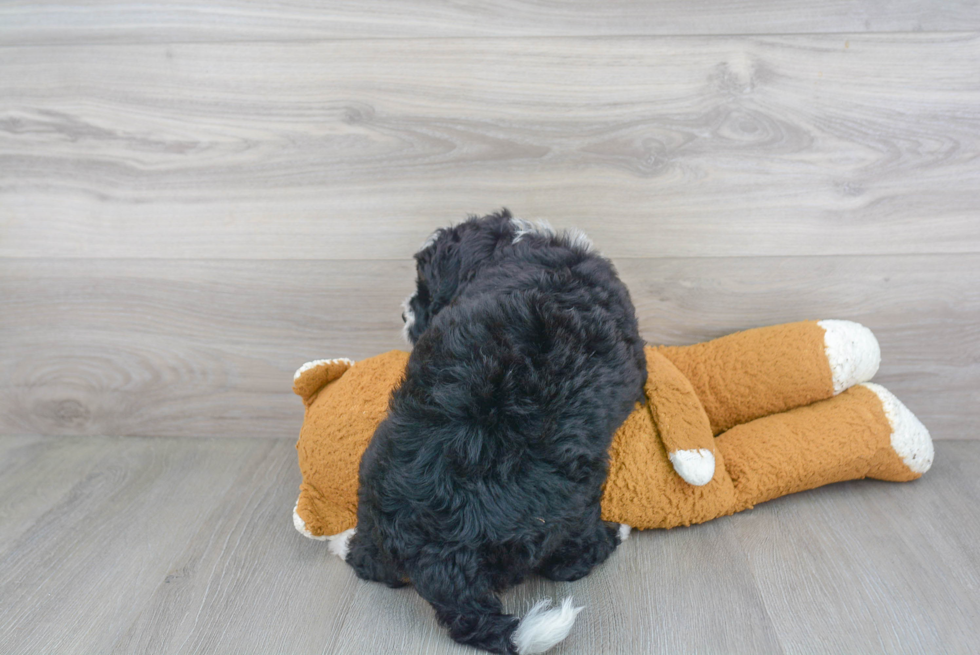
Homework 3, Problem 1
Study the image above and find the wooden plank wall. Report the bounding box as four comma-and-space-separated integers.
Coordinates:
2, 3, 978, 440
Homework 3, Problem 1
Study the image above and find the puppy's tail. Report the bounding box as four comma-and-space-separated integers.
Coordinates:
511, 597, 583, 654
415, 561, 582, 655
448, 596, 582, 655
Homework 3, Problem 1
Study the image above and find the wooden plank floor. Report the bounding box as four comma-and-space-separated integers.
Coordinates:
0, 436, 977, 654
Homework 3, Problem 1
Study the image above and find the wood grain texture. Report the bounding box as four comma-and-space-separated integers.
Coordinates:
0, 436, 110, 553
0, 0, 977, 44
0, 255, 980, 439
0, 436, 277, 653
2, 254, 976, 440
2, 34, 979, 259
0, 257, 416, 439
731, 449, 980, 653
0, 436, 976, 653
110, 439, 344, 655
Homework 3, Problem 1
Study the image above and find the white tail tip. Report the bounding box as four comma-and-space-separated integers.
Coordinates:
512, 597, 583, 654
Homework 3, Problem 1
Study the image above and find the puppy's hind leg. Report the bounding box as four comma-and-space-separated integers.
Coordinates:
538, 514, 622, 582
344, 514, 406, 588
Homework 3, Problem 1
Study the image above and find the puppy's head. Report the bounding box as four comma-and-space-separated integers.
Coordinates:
401, 209, 515, 344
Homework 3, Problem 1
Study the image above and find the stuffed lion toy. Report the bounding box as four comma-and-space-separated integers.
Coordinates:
292, 320, 933, 546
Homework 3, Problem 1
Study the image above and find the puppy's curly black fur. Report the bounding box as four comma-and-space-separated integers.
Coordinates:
345, 210, 647, 654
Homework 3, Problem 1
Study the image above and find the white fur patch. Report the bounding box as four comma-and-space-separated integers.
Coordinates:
862, 383, 934, 474
511, 597, 583, 655
668, 448, 716, 486
327, 528, 357, 561
292, 502, 329, 540
401, 293, 417, 344
563, 227, 594, 253
618, 523, 631, 542
819, 320, 881, 395
292, 358, 354, 381
510, 216, 555, 244
509, 216, 594, 253
418, 228, 441, 253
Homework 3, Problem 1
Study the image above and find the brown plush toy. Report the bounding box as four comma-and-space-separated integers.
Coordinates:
291, 320, 933, 550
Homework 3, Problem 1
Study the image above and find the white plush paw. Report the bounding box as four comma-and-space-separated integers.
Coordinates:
819, 320, 880, 394
512, 597, 583, 655
618, 524, 631, 542
293, 504, 357, 559
292, 502, 329, 540
862, 383, 934, 474
293, 357, 355, 381
668, 448, 716, 486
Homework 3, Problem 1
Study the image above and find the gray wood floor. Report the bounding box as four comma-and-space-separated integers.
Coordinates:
0, 435, 977, 654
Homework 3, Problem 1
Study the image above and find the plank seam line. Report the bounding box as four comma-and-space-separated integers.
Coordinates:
0, 30, 977, 49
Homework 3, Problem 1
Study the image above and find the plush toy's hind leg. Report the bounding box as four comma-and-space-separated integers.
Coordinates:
657, 320, 879, 434
716, 383, 933, 513
861, 383, 934, 476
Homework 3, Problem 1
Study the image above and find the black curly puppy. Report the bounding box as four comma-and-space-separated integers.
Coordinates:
342, 210, 647, 654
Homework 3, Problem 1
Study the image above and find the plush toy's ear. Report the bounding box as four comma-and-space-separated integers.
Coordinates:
644, 348, 717, 486
293, 358, 355, 407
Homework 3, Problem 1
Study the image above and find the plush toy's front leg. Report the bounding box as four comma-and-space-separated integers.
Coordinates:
715, 383, 934, 513
657, 320, 880, 434
644, 349, 718, 486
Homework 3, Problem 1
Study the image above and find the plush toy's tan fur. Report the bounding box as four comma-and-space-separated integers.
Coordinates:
293, 321, 933, 538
